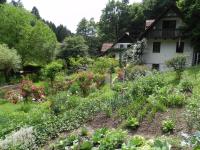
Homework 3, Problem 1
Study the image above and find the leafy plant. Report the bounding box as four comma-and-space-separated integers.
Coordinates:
80, 141, 93, 150
178, 79, 193, 93
42, 60, 63, 86
99, 129, 127, 150
166, 55, 186, 80
92, 128, 108, 145
161, 119, 175, 133
80, 127, 88, 136
128, 135, 145, 147
125, 117, 139, 130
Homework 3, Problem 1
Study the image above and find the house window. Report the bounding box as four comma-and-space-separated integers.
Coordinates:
152, 64, 160, 70
120, 44, 124, 49
176, 42, 184, 53
153, 42, 161, 53
128, 44, 132, 48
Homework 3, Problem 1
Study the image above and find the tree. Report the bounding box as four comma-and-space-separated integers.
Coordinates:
142, 0, 176, 19
77, 18, 100, 55
56, 24, 71, 42
77, 17, 88, 37
57, 35, 89, 60
10, 0, 23, 7
98, 0, 131, 42
166, 55, 186, 80
0, 44, 21, 83
122, 0, 129, 4
43, 60, 63, 86
181, 0, 200, 50
31, 6, 41, 19
0, 0, 6, 4
0, 4, 57, 65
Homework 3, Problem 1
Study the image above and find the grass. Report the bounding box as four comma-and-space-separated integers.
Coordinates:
0, 100, 51, 138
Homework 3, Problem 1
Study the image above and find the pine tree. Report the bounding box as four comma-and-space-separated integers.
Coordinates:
31, 6, 41, 19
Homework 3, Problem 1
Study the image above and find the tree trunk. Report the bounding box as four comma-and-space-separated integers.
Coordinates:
3, 69, 10, 84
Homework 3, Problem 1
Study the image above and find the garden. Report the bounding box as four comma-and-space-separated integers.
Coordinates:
0, 1, 200, 150
0, 54, 200, 150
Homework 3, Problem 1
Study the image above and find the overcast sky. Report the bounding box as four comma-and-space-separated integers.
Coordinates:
14, 0, 142, 33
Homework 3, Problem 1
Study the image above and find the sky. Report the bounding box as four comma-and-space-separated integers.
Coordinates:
14, 0, 142, 33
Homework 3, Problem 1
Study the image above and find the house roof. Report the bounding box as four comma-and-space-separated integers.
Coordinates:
101, 43, 113, 53
101, 32, 135, 53
139, 4, 185, 40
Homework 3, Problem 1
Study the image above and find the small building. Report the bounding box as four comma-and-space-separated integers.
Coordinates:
139, 4, 197, 71
102, 4, 200, 71
100, 33, 134, 59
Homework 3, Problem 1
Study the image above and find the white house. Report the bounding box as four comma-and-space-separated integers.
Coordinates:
139, 4, 196, 71
101, 4, 200, 71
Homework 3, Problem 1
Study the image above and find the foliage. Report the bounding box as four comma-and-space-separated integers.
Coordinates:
185, 95, 200, 131
153, 139, 172, 150
20, 79, 45, 102
90, 57, 118, 74
127, 135, 145, 147
80, 127, 89, 136
42, 60, 63, 85
99, 129, 127, 150
125, 117, 139, 130
80, 141, 93, 150
122, 38, 147, 65
92, 128, 108, 145
125, 64, 149, 80
166, 56, 186, 80
178, 79, 193, 93
58, 35, 89, 60
0, 127, 37, 150
0, 44, 21, 82
181, 131, 200, 149
0, 4, 57, 65
161, 119, 175, 133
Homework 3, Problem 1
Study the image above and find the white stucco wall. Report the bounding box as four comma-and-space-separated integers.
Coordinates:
142, 39, 194, 71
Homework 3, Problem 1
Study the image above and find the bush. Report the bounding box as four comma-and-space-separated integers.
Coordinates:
178, 79, 193, 93
128, 135, 145, 147
167, 91, 185, 107
80, 141, 93, 150
185, 95, 200, 130
125, 65, 149, 80
125, 117, 139, 130
99, 129, 127, 150
42, 60, 63, 86
166, 56, 186, 80
92, 128, 108, 145
0, 127, 37, 150
80, 127, 89, 136
161, 119, 175, 133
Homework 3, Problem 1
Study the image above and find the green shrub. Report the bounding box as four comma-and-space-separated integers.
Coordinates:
167, 92, 185, 107
153, 139, 171, 149
125, 65, 149, 80
92, 128, 108, 145
99, 129, 127, 150
125, 117, 139, 130
80, 141, 93, 150
42, 60, 63, 86
161, 119, 175, 133
185, 95, 200, 130
80, 127, 88, 136
128, 135, 145, 147
166, 55, 186, 80
178, 79, 193, 93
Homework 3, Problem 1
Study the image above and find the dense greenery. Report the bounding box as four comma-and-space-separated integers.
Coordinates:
0, 4, 57, 66
0, 44, 21, 82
